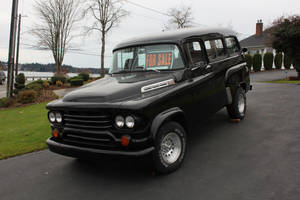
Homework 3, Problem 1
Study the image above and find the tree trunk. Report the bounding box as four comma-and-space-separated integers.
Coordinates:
56, 62, 62, 75
100, 30, 106, 78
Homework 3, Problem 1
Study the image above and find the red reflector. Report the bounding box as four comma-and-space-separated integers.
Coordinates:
52, 129, 59, 138
121, 135, 130, 147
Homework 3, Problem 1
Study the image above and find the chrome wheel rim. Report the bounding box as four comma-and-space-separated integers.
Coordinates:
160, 132, 182, 164
238, 94, 245, 114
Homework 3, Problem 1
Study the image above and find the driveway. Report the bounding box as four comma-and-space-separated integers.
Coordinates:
250, 69, 296, 82
0, 83, 6, 98
1, 71, 300, 200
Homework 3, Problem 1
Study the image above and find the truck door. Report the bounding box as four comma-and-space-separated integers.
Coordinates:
184, 39, 216, 122
203, 38, 229, 112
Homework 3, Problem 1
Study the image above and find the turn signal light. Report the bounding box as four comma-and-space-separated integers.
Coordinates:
52, 129, 59, 138
121, 135, 130, 147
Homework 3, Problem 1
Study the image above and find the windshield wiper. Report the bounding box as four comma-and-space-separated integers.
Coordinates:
146, 68, 160, 73
112, 69, 130, 74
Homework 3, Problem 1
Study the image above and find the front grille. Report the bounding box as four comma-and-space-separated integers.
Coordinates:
61, 111, 118, 149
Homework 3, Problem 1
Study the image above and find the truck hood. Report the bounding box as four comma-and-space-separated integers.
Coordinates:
63, 71, 183, 103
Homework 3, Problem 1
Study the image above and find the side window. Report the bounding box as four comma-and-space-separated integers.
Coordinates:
225, 37, 240, 55
204, 39, 226, 61
186, 41, 205, 64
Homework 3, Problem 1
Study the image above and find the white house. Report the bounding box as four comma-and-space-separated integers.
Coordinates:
240, 20, 274, 56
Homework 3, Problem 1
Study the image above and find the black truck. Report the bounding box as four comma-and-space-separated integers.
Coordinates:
46, 28, 251, 174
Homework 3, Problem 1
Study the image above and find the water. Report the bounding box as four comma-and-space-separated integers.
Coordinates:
2, 71, 100, 81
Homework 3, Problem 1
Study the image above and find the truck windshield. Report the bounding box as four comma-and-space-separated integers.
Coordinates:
110, 44, 184, 73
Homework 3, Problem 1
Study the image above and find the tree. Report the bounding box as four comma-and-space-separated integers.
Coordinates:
266, 15, 300, 78
253, 53, 262, 72
165, 6, 193, 30
84, 0, 128, 77
32, 0, 81, 75
263, 52, 274, 70
274, 53, 283, 70
244, 54, 253, 71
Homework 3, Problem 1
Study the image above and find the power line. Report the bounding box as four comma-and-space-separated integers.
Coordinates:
20, 43, 113, 57
125, 0, 170, 17
125, 0, 248, 36
125, 0, 209, 27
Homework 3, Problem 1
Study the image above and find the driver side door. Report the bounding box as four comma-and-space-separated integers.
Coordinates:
184, 39, 216, 122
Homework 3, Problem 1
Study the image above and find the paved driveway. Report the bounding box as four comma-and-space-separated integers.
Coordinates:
1, 72, 300, 200
0, 83, 6, 98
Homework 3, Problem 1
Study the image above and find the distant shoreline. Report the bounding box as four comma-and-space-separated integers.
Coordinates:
2, 71, 101, 78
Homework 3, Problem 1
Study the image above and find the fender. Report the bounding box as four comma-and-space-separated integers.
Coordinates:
225, 62, 247, 82
150, 107, 185, 140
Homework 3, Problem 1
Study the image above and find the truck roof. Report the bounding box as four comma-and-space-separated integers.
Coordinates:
113, 27, 236, 51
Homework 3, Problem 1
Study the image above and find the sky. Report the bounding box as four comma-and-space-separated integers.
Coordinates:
0, 0, 299, 69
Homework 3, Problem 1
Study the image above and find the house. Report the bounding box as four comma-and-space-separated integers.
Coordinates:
240, 20, 274, 56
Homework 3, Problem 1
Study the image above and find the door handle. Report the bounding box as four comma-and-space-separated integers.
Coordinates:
205, 65, 212, 70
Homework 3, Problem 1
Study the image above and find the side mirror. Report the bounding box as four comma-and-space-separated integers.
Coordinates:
191, 61, 206, 71
242, 48, 248, 53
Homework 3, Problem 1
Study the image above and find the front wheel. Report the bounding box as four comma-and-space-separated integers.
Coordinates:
153, 121, 187, 174
227, 87, 247, 119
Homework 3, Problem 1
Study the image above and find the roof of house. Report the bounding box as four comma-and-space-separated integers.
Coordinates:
240, 32, 269, 48
113, 27, 236, 51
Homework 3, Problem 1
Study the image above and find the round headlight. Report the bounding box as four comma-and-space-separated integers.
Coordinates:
55, 112, 63, 123
49, 112, 56, 123
115, 116, 125, 128
125, 116, 135, 128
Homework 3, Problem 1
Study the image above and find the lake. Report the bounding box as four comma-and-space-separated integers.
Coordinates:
2, 71, 101, 80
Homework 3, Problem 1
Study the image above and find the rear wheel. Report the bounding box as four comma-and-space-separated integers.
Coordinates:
227, 87, 246, 119
153, 121, 187, 174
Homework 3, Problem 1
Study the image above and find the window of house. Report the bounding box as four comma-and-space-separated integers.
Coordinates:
225, 37, 239, 55
204, 39, 226, 61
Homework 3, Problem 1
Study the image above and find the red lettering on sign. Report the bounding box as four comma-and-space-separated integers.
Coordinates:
168, 53, 172, 65
158, 54, 162, 66
146, 52, 173, 68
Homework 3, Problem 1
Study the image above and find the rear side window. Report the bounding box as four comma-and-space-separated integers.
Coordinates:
186, 41, 205, 65
225, 37, 240, 56
204, 39, 226, 61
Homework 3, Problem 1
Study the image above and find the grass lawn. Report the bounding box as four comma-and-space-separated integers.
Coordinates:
264, 79, 300, 84
0, 102, 50, 159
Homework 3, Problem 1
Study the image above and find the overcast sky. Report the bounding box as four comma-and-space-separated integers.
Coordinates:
0, 0, 299, 69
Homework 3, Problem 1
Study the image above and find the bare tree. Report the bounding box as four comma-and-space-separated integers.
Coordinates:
32, 0, 81, 75
84, 0, 128, 77
165, 6, 193, 30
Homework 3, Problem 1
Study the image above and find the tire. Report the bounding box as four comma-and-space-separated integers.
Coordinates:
227, 87, 246, 119
153, 121, 187, 174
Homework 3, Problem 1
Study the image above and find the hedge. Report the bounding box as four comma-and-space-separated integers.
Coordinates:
70, 78, 84, 86
244, 54, 253, 71
15, 73, 25, 84
25, 81, 43, 92
284, 54, 292, 70
263, 52, 274, 70
79, 72, 90, 81
51, 75, 66, 84
253, 53, 262, 72
14, 73, 25, 92
17, 90, 37, 104
0, 97, 15, 108
274, 53, 283, 70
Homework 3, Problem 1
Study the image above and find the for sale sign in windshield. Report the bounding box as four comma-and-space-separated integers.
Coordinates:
146, 52, 173, 68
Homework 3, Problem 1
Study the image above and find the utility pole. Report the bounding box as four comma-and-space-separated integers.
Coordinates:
15, 14, 21, 77
7, 0, 19, 98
